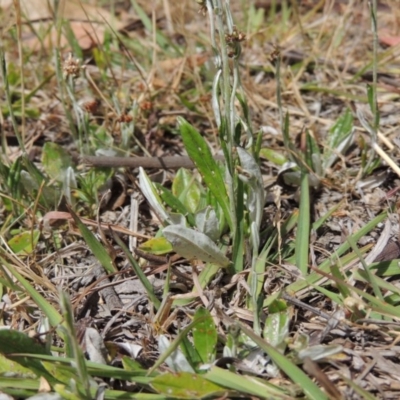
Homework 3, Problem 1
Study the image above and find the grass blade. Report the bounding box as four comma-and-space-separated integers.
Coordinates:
0, 256, 62, 327
178, 117, 233, 230
295, 169, 310, 275
68, 208, 117, 274
112, 231, 161, 310
233, 319, 328, 400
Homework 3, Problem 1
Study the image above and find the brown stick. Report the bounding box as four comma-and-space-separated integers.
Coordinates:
82, 155, 224, 169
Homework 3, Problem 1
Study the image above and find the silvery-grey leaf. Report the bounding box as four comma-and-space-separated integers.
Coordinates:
115, 342, 142, 358
138, 167, 170, 224
237, 147, 264, 252
195, 207, 220, 241
236, 147, 263, 184
168, 212, 187, 226
85, 327, 108, 364
63, 166, 77, 204
323, 131, 354, 170
211, 69, 222, 127
163, 225, 229, 267
158, 335, 194, 373
94, 148, 117, 157
298, 344, 343, 361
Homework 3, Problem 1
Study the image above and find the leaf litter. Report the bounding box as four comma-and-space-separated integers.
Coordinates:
1, 0, 400, 398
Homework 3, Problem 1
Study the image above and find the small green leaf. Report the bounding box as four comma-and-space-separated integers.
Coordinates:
172, 168, 203, 213
193, 308, 217, 364
180, 336, 202, 370
259, 148, 288, 166
152, 372, 223, 399
305, 130, 321, 173
195, 207, 220, 242
42, 142, 73, 182
121, 356, 146, 372
8, 230, 40, 255
139, 237, 173, 255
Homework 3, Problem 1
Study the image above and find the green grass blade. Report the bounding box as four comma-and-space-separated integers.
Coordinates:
295, 169, 310, 275
178, 117, 232, 230
68, 208, 117, 274
59, 291, 91, 399
112, 231, 161, 310
287, 212, 387, 293
130, 0, 176, 53
205, 366, 291, 399
235, 320, 328, 400
346, 233, 383, 301
0, 256, 62, 327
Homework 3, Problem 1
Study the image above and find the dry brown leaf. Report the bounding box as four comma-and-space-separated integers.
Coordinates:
0, 0, 12, 9
379, 32, 400, 47
3, 0, 125, 51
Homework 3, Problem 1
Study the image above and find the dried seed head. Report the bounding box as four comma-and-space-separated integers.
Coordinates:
225, 26, 246, 44
117, 113, 133, 123
63, 53, 85, 79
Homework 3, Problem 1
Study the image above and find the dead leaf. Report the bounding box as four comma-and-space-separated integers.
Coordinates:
378, 29, 400, 47
379, 33, 400, 47
3, 0, 126, 51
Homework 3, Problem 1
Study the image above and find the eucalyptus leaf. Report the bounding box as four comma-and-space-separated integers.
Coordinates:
163, 225, 230, 267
